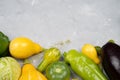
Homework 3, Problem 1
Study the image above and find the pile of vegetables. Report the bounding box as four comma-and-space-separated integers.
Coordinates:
0, 31, 120, 80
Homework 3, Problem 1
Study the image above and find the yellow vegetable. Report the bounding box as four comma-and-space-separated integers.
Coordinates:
81, 44, 100, 64
9, 37, 42, 59
19, 63, 47, 80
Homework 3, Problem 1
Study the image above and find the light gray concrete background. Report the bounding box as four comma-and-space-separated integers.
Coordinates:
0, 0, 120, 79
0, 0, 120, 48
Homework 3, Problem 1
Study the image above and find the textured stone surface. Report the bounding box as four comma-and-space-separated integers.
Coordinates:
0, 1, 120, 78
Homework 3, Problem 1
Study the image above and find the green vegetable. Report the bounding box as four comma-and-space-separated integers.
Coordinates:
46, 61, 70, 80
63, 49, 107, 80
0, 57, 21, 80
37, 47, 61, 72
0, 31, 10, 57
95, 46, 102, 56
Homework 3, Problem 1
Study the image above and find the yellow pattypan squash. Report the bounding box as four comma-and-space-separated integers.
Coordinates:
19, 63, 47, 80
9, 37, 42, 59
82, 44, 100, 64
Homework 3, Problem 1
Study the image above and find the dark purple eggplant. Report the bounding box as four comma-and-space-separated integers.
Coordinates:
102, 42, 120, 80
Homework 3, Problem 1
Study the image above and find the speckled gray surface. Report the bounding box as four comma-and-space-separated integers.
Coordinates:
0, 0, 120, 78
0, 0, 120, 47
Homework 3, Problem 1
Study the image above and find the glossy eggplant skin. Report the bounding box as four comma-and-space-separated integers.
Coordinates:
102, 42, 120, 80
